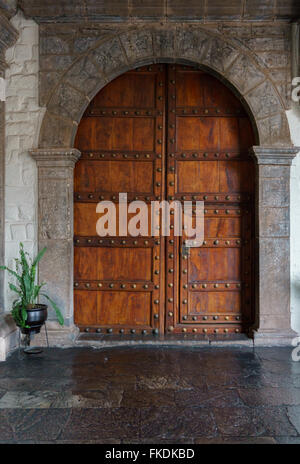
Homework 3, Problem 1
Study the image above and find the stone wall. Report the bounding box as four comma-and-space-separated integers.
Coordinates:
38, 21, 292, 112
1, 9, 300, 345
288, 106, 300, 334
4, 11, 42, 310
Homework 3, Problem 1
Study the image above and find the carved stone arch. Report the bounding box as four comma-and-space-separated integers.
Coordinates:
31, 25, 299, 346
38, 26, 291, 149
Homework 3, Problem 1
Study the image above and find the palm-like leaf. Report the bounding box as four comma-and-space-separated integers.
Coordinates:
41, 293, 64, 326
0, 243, 64, 327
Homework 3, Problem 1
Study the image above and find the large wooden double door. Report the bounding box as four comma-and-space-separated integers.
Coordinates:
74, 64, 255, 335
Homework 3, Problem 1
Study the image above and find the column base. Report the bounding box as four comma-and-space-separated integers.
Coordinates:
33, 321, 79, 347
252, 328, 299, 346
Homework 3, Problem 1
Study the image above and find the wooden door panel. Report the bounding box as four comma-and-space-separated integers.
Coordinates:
76, 117, 155, 152
189, 291, 241, 315
74, 202, 154, 237
219, 118, 240, 150
74, 160, 154, 193
188, 248, 241, 281
74, 291, 97, 326
91, 73, 156, 109
204, 217, 241, 238
74, 64, 165, 334
167, 65, 255, 335
176, 117, 219, 151
176, 72, 204, 107
97, 292, 151, 326
219, 161, 254, 192
75, 247, 152, 281
176, 161, 219, 193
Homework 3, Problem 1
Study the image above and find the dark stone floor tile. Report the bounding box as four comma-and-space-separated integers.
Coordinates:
194, 436, 276, 444
275, 436, 300, 444
136, 374, 194, 390
213, 406, 298, 437
287, 405, 300, 434
62, 389, 124, 408
122, 438, 195, 444
59, 408, 140, 440
121, 389, 175, 408
1, 347, 300, 443
4, 408, 71, 441
0, 411, 14, 441
255, 347, 294, 363
140, 406, 217, 439
0, 377, 75, 392
67, 376, 116, 391
175, 386, 244, 408
238, 388, 300, 406
56, 439, 121, 444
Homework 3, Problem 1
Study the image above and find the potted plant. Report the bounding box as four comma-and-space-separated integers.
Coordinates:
0, 243, 64, 340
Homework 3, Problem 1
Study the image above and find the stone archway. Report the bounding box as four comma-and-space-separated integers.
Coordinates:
30, 26, 299, 345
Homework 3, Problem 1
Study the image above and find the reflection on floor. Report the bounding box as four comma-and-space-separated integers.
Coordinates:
0, 346, 300, 443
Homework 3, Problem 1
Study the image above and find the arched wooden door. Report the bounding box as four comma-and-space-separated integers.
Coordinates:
74, 64, 255, 335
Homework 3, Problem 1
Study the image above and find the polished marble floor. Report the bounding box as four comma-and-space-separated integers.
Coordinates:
0, 346, 300, 443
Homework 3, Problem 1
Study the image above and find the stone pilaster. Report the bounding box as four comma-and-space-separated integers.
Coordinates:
0, 11, 18, 314
30, 148, 81, 344
251, 146, 300, 345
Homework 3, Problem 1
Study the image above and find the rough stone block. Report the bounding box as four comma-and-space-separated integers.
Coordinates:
38, 239, 73, 319
39, 54, 74, 72
203, 36, 239, 72
175, 28, 209, 62
259, 207, 289, 237
226, 53, 266, 94
258, 112, 291, 146
14, 44, 32, 61
10, 224, 27, 240
65, 55, 107, 101
247, 80, 282, 120
167, 0, 205, 17
91, 38, 127, 77
40, 35, 70, 55
256, 51, 289, 69
38, 178, 72, 240
47, 82, 87, 121
120, 30, 154, 62
260, 175, 289, 207
153, 29, 175, 59
39, 112, 75, 148
258, 237, 290, 320
39, 70, 60, 106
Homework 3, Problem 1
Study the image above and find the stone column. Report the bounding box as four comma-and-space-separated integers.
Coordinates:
30, 148, 81, 345
251, 146, 300, 345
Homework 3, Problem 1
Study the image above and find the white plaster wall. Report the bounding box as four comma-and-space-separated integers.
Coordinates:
288, 106, 300, 335
4, 11, 42, 310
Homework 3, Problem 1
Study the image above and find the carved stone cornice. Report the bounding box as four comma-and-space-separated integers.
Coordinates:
30, 148, 81, 167
250, 146, 300, 166
0, 10, 18, 72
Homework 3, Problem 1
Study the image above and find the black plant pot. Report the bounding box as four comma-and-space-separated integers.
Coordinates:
20, 304, 48, 335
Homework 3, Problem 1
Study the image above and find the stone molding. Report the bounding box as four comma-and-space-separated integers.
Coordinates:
251, 146, 300, 165
30, 147, 81, 165
37, 26, 291, 149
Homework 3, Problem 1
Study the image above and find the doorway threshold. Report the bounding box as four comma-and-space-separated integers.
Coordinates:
75, 333, 253, 348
